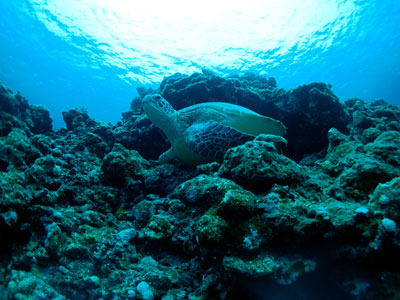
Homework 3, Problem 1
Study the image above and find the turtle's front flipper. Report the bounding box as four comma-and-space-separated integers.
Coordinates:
184, 121, 253, 162
159, 147, 177, 164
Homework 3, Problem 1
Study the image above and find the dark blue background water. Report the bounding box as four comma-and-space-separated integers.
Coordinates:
0, 0, 399, 128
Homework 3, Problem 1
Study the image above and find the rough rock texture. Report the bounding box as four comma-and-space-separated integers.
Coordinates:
219, 135, 305, 190
1, 75, 400, 300
280, 82, 351, 158
0, 83, 52, 136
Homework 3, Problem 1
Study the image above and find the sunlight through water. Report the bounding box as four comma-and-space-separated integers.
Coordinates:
28, 0, 359, 84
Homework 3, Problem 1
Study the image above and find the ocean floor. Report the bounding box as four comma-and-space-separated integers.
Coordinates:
1, 71, 400, 299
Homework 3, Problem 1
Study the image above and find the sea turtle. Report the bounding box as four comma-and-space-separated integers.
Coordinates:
142, 94, 286, 166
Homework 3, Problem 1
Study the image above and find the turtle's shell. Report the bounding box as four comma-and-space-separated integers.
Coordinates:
157, 101, 287, 166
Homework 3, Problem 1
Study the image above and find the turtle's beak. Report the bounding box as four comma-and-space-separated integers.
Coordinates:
142, 94, 164, 112
142, 94, 153, 111
142, 94, 151, 105
142, 94, 161, 121
142, 94, 159, 106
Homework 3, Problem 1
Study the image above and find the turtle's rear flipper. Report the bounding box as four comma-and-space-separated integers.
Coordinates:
184, 120, 253, 162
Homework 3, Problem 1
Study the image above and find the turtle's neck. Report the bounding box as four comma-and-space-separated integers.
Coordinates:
142, 96, 181, 143
150, 111, 180, 143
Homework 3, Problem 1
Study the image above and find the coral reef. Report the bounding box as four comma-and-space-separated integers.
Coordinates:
1, 72, 400, 299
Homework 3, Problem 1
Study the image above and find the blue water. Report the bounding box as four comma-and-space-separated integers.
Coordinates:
0, 0, 399, 128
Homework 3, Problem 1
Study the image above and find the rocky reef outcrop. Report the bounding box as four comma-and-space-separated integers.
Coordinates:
0, 83, 52, 136
1, 73, 400, 300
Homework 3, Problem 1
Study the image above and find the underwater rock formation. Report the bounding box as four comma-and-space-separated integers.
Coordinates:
114, 110, 170, 161
1, 75, 400, 299
0, 83, 52, 136
219, 135, 305, 190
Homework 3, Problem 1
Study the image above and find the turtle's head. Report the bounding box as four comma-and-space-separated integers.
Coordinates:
142, 94, 177, 131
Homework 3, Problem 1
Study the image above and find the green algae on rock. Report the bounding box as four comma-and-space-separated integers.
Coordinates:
369, 177, 400, 221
